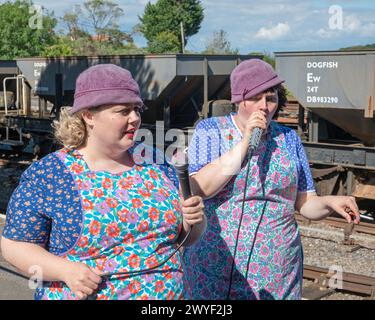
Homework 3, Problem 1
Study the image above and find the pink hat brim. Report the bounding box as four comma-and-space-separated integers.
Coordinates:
70, 88, 143, 114
231, 76, 284, 104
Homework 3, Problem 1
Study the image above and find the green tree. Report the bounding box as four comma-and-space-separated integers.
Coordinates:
60, 0, 135, 56
262, 51, 275, 68
83, 0, 131, 44
340, 43, 375, 50
62, 5, 91, 41
148, 31, 180, 54
202, 29, 238, 54
0, 0, 57, 59
139, 0, 204, 53
249, 51, 275, 68
42, 38, 74, 57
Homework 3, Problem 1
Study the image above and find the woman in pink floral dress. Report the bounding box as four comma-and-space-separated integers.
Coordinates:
183, 59, 360, 300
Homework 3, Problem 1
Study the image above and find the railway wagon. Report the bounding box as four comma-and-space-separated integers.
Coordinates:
275, 50, 375, 219
0, 61, 17, 108
0, 54, 259, 154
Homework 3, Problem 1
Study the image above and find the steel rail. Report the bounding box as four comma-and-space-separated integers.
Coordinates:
303, 264, 375, 297
295, 214, 375, 236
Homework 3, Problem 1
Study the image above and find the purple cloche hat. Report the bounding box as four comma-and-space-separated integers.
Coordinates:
230, 59, 284, 104
71, 64, 143, 114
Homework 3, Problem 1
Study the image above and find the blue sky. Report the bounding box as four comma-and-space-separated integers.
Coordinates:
36, 0, 375, 53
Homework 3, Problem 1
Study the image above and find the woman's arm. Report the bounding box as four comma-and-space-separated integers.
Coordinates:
190, 111, 266, 199
190, 138, 250, 199
1, 237, 70, 281
0, 237, 102, 299
296, 192, 360, 223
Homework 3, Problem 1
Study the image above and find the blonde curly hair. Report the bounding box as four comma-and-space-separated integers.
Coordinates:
53, 104, 140, 148
52, 108, 87, 149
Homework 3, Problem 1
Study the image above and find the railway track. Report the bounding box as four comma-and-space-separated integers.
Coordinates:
303, 264, 375, 300
295, 214, 375, 236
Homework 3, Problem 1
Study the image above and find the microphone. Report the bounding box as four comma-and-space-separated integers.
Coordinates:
170, 148, 194, 246
171, 149, 192, 200
249, 127, 263, 151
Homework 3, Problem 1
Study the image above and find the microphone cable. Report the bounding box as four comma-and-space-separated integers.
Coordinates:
226, 128, 267, 300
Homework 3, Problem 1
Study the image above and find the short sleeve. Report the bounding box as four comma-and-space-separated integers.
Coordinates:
294, 135, 316, 193
2, 164, 51, 245
282, 126, 315, 193
188, 119, 221, 175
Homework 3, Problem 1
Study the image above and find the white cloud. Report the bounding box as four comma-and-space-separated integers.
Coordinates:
255, 22, 290, 40
345, 14, 361, 32
345, 14, 375, 36
317, 28, 336, 39
136, 0, 157, 5
316, 13, 375, 39
361, 22, 375, 36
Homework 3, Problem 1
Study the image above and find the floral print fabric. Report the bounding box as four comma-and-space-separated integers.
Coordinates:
3, 145, 184, 300
183, 115, 313, 300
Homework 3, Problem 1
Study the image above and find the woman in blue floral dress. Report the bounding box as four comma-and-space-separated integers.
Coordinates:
183, 59, 360, 300
1, 64, 206, 300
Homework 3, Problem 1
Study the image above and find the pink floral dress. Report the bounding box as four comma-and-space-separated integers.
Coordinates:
183, 113, 315, 300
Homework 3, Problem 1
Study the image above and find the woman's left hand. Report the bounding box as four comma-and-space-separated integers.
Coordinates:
325, 195, 360, 224
181, 196, 205, 226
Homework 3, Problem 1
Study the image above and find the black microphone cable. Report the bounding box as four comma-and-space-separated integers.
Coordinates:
226, 128, 266, 300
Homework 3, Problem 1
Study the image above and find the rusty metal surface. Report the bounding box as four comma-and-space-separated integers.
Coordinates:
311, 166, 346, 196
353, 176, 375, 199
303, 264, 375, 297
302, 284, 335, 300
325, 217, 375, 236
303, 141, 375, 170
296, 214, 375, 236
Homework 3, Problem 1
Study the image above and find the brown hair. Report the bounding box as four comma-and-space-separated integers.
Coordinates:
272, 84, 287, 119
234, 84, 287, 118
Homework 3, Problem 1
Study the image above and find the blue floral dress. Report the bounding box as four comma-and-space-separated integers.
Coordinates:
3, 144, 184, 300
183, 113, 315, 300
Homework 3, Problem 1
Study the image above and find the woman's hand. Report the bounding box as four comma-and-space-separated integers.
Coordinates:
243, 111, 267, 142
177, 196, 207, 246
181, 196, 205, 226
324, 195, 360, 224
61, 261, 103, 300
